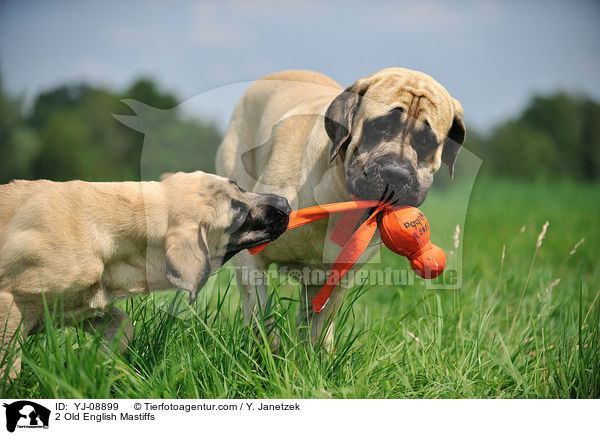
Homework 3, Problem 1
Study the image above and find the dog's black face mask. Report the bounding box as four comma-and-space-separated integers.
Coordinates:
344, 108, 440, 206
325, 86, 466, 207
222, 193, 291, 263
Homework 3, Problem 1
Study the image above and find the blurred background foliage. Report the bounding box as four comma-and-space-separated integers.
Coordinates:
0, 74, 221, 183
1, 72, 599, 184
467, 93, 600, 181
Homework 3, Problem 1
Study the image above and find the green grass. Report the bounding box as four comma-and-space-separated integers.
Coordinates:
1, 178, 599, 398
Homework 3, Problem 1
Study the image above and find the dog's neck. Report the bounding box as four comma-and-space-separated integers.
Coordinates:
313, 159, 351, 205
138, 181, 169, 243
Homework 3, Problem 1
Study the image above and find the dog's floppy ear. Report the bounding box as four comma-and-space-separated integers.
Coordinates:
325, 83, 366, 163
442, 98, 466, 179
165, 222, 211, 304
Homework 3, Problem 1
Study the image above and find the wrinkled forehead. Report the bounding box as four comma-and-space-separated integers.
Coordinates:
203, 177, 239, 199
168, 172, 236, 206
357, 71, 455, 135
193, 172, 230, 190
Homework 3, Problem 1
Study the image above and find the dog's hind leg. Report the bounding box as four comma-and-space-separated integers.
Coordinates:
0, 292, 24, 380
83, 306, 133, 355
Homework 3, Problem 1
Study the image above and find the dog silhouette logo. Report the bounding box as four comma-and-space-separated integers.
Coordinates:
3, 401, 50, 432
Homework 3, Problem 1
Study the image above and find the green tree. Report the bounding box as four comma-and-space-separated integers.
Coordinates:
23, 77, 222, 182
31, 85, 141, 181
0, 74, 39, 183
473, 92, 600, 181
125, 78, 178, 110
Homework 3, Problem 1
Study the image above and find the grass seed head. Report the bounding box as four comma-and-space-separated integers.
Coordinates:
536, 221, 549, 249
569, 238, 584, 257
453, 224, 460, 250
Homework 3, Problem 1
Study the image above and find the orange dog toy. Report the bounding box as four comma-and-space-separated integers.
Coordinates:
249, 200, 445, 313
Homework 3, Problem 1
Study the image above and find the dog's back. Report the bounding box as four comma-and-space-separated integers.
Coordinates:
216, 70, 342, 184
0, 180, 51, 244
0, 179, 152, 297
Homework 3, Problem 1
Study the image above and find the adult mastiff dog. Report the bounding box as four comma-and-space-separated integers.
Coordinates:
216, 68, 466, 348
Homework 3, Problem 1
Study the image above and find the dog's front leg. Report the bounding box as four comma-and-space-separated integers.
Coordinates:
0, 292, 25, 380
232, 251, 279, 350
83, 306, 133, 354
297, 281, 347, 352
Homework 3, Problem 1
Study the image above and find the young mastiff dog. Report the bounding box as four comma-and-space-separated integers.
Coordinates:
0, 171, 290, 379
216, 68, 466, 349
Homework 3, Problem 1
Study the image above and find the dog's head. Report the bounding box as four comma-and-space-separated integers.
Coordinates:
160, 171, 290, 302
325, 68, 466, 206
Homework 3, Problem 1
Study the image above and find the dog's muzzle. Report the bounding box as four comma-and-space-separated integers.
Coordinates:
261, 194, 292, 240
223, 194, 290, 263
346, 157, 424, 206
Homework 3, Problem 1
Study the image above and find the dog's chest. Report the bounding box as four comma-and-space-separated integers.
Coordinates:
265, 218, 330, 265
97, 246, 167, 303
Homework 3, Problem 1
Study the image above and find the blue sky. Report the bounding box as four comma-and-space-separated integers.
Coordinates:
1, 0, 599, 131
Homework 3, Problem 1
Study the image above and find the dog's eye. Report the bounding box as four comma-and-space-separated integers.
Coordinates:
373, 118, 391, 134
369, 110, 402, 137
226, 199, 249, 233
229, 179, 246, 193
412, 127, 439, 160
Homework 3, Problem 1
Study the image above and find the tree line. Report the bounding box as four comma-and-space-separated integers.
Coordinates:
468, 92, 600, 181
0, 75, 221, 184
1, 74, 599, 184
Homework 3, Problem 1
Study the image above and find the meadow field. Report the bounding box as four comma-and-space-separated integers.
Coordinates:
1, 178, 599, 399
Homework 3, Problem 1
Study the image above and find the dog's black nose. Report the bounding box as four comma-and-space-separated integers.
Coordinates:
382, 164, 412, 188
264, 194, 291, 215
